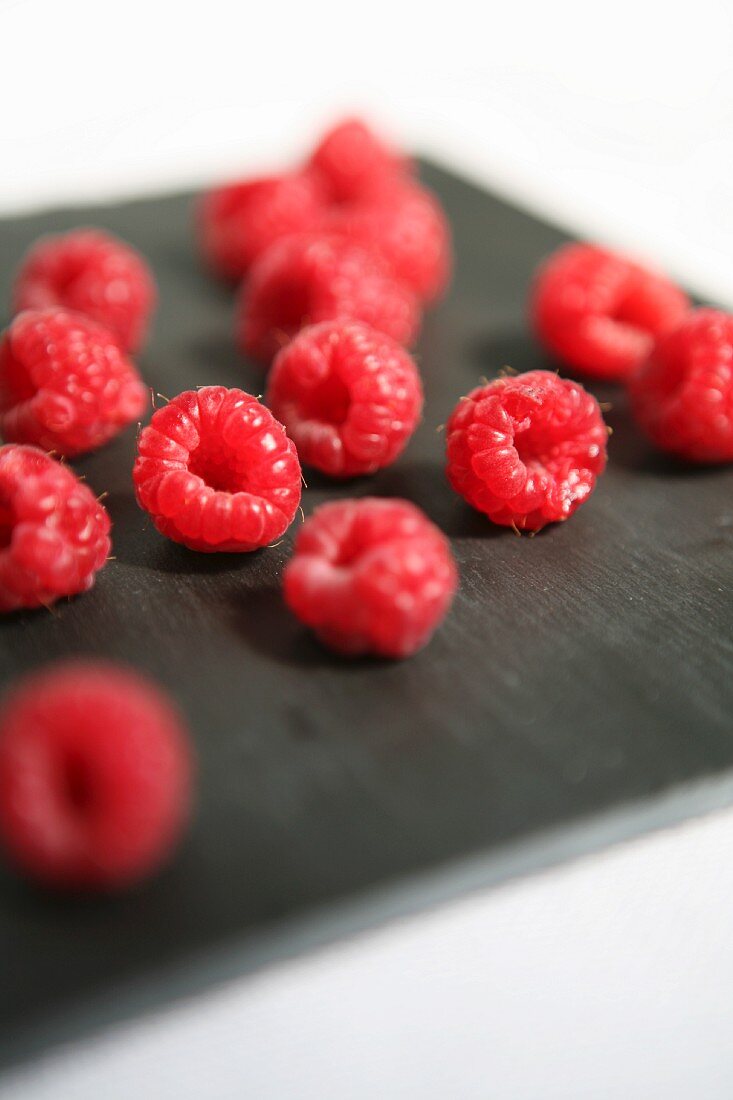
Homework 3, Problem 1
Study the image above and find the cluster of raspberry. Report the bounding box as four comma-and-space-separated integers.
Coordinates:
0, 118, 730, 892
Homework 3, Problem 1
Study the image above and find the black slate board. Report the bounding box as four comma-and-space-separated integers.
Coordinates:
1, 162, 733, 1067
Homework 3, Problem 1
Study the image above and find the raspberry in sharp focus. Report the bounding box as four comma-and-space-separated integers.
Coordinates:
326, 180, 452, 304
133, 386, 301, 552
237, 232, 420, 364
13, 228, 156, 353
0, 661, 192, 890
0, 309, 147, 458
284, 497, 457, 658
0, 444, 111, 613
266, 319, 423, 478
531, 243, 689, 382
306, 117, 412, 204
629, 308, 733, 464
446, 369, 608, 532
197, 173, 325, 283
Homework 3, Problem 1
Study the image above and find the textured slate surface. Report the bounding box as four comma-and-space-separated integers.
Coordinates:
1, 162, 732, 1065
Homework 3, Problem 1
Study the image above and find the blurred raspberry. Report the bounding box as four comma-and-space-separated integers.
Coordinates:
306, 117, 411, 204
13, 228, 156, 353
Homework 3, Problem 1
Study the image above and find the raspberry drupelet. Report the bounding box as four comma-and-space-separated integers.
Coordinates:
306, 117, 412, 205
134, 386, 301, 552
197, 173, 325, 282
237, 232, 420, 363
13, 228, 156, 353
446, 370, 608, 532
0, 444, 111, 613
284, 498, 457, 658
266, 320, 423, 478
0, 661, 192, 889
326, 180, 452, 304
0, 309, 147, 458
531, 243, 689, 382
630, 309, 733, 464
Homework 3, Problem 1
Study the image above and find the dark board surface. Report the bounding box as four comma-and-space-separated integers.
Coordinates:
1, 162, 732, 1066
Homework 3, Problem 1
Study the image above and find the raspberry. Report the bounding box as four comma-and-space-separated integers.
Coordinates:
531, 243, 689, 381
197, 173, 325, 282
13, 228, 156, 353
446, 370, 608, 532
0, 661, 192, 889
326, 180, 452, 303
629, 308, 733, 464
0, 309, 147, 458
134, 386, 301, 552
237, 233, 420, 363
307, 117, 411, 204
284, 498, 457, 658
0, 444, 110, 613
266, 320, 423, 477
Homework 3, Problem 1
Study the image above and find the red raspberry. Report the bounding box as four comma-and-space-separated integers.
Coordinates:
0, 444, 110, 613
629, 308, 733, 464
0, 661, 192, 890
284, 497, 457, 658
0, 309, 147, 458
13, 228, 156, 353
266, 320, 423, 478
307, 117, 411, 204
446, 370, 608, 532
326, 180, 452, 303
531, 243, 689, 381
237, 233, 420, 363
197, 173, 325, 282
134, 386, 301, 552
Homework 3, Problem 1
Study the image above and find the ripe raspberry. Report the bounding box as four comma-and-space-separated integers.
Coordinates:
197, 173, 325, 282
134, 386, 301, 552
13, 228, 156, 353
306, 117, 411, 204
531, 243, 689, 381
0, 444, 110, 613
266, 320, 423, 477
284, 498, 457, 658
446, 370, 608, 532
629, 308, 733, 464
326, 180, 452, 303
0, 309, 147, 458
238, 233, 420, 364
0, 661, 192, 889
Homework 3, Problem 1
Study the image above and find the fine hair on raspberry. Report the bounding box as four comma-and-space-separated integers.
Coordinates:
0, 308, 147, 457
629, 308, 733, 464
13, 228, 156, 353
0, 444, 111, 613
284, 497, 458, 658
266, 319, 424, 478
236, 232, 420, 363
134, 386, 302, 552
446, 369, 608, 531
0, 661, 193, 889
531, 243, 689, 381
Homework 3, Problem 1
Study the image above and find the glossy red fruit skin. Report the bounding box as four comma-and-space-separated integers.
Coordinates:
446, 370, 608, 532
531, 243, 689, 381
0, 444, 111, 613
266, 319, 423, 478
133, 386, 301, 552
0, 308, 147, 458
0, 661, 192, 890
13, 228, 156, 353
629, 308, 733, 464
237, 232, 420, 364
306, 117, 412, 205
197, 173, 325, 282
284, 497, 457, 658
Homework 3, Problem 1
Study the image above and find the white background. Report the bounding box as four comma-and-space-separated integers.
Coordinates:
2, 0, 733, 1095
